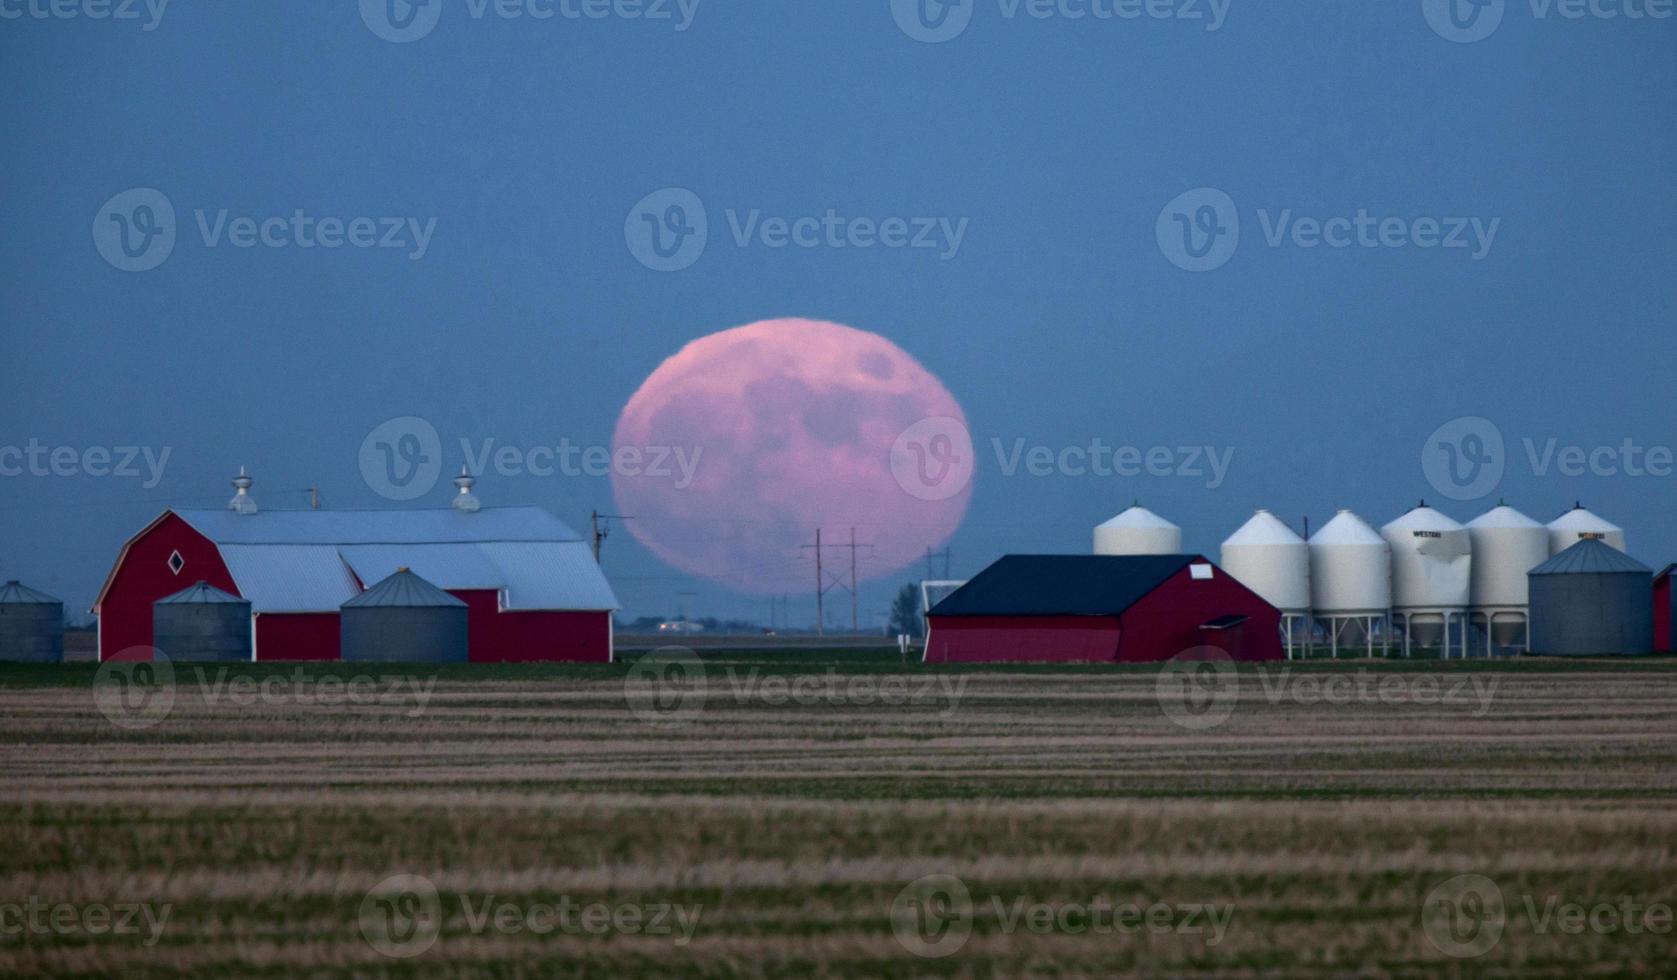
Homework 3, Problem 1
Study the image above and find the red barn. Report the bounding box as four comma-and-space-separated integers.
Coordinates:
93, 476, 617, 663
1656, 565, 1674, 654
924, 554, 1283, 664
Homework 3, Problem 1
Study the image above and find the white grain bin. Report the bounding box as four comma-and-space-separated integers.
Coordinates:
1093, 504, 1182, 556
1222, 510, 1311, 656
1309, 510, 1391, 656
1221, 510, 1309, 612
1547, 503, 1627, 555
1467, 502, 1549, 651
1382, 502, 1472, 653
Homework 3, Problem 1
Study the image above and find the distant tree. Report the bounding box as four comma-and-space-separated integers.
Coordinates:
888, 583, 923, 638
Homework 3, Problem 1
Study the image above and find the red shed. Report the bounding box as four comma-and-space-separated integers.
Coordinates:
1656, 565, 1674, 654
924, 554, 1283, 664
94, 474, 617, 663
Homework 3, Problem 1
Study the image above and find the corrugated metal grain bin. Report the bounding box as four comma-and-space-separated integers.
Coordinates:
1528, 540, 1653, 656
153, 581, 252, 662
340, 568, 468, 663
0, 580, 64, 663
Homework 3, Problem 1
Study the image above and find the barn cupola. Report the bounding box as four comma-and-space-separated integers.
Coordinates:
451, 467, 481, 513
228, 467, 258, 515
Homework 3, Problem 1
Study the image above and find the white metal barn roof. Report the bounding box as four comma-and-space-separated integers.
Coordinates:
166, 508, 615, 614
174, 507, 581, 545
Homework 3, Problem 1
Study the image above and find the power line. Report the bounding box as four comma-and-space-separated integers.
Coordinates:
800, 527, 874, 633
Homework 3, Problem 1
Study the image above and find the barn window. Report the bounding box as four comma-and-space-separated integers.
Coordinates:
167, 550, 185, 575
1190, 563, 1214, 580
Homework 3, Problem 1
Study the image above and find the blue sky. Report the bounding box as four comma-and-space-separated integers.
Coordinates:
2, 1, 1674, 625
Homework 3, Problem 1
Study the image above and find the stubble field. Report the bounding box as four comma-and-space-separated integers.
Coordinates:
1, 652, 1675, 978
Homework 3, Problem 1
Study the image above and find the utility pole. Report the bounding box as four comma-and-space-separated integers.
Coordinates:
813, 528, 824, 635
804, 528, 873, 634
850, 528, 858, 631
299, 487, 322, 510
591, 511, 633, 563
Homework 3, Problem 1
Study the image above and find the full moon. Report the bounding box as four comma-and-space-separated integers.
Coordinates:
611, 318, 973, 594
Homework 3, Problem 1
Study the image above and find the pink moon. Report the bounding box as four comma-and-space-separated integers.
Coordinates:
611, 318, 973, 594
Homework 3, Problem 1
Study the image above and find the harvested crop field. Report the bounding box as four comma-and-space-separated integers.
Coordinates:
2, 653, 1675, 977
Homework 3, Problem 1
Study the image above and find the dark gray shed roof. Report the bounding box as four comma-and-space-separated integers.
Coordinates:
342, 569, 467, 609
0, 581, 61, 605
928, 554, 1200, 617
157, 581, 250, 605
1530, 539, 1651, 576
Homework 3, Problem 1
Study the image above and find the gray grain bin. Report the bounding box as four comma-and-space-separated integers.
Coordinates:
153, 581, 252, 662
1528, 540, 1653, 656
340, 568, 468, 663
0, 580, 64, 663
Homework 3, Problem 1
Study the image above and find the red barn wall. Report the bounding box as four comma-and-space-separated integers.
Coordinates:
1116, 567, 1283, 663
1655, 575, 1673, 654
450, 590, 613, 662
255, 613, 340, 661
98, 514, 238, 662
923, 616, 1121, 663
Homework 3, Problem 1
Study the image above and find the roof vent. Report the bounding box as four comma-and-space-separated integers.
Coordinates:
451, 467, 481, 513
229, 467, 258, 515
